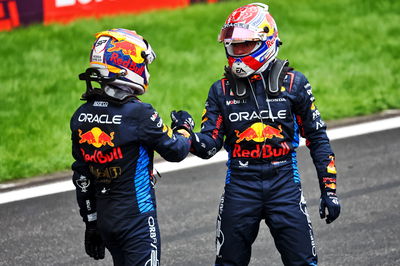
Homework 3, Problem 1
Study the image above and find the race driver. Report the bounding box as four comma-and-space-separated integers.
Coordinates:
188, 3, 341, 265
70, 28, 194, 265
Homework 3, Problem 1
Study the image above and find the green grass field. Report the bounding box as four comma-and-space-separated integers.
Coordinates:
0, 0, 399, 181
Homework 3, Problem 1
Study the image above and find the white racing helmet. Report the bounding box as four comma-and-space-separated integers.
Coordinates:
218, 3, 281, 77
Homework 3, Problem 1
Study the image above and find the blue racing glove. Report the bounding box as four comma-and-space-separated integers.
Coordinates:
170, 110, 195, 134
84, 223, 105, 260
319, 177, 341, 224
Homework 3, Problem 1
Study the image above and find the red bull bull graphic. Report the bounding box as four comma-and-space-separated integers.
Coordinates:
327, 155, 337, 174
322, 177, 337, 190
324, 183, 337, 190
107, 40, 145, 63
108, 40, 137, 56
234, 123, 284, 143
78, 127, 114, 148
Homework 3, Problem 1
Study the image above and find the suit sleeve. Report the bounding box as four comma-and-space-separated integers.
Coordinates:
190, 82, 225, 159
293, 73, 337, 192
71, 126, 97, 225
137, 103, 191, 162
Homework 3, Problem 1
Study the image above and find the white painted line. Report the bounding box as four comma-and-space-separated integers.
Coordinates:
1, 116, 399, 205
327, 116, 400, 140
0, 180, 74, 204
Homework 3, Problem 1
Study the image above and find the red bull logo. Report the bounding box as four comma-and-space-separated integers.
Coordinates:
323, 177, 337, 190
78, 127, 114, 148
325, 183, 337, 190
235, 123, 284, 143
327, 155, 337, 174
232, 142, 291, 159
108, 40, 137, 56
81, 147, 123, 164
107, 40, 144, 63
109, 53, 145, 75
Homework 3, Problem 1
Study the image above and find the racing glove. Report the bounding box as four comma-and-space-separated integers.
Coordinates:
319, 177, 341, 224
170, 110, 195, 135
84, 223, 105, 260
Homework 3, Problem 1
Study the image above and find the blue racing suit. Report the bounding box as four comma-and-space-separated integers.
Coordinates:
191, 69, 337, 266
71, 96, 191, 265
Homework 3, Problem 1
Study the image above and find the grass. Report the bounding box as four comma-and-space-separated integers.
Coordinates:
0, 0, 399, 181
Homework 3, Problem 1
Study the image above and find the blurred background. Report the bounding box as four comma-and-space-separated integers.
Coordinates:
0, 0, 399, 181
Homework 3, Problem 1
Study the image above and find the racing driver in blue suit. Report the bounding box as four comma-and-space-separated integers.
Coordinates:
70, 28, 194, 265
186, 3, 341, 266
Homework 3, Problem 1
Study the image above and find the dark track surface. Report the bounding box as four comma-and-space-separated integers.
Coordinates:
1, 128, 399, 266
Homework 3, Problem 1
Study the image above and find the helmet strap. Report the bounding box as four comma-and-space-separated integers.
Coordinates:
79, 68, 137, 104
79, 68, 119, 92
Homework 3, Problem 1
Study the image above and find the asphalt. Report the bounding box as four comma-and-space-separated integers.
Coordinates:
0, 110, 399, 265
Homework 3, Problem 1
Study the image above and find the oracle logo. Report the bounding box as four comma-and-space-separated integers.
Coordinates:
56, 0, 103, 8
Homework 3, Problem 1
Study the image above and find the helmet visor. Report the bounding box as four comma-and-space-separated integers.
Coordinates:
218, 26, 260, 43
225, 41, 262, 57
